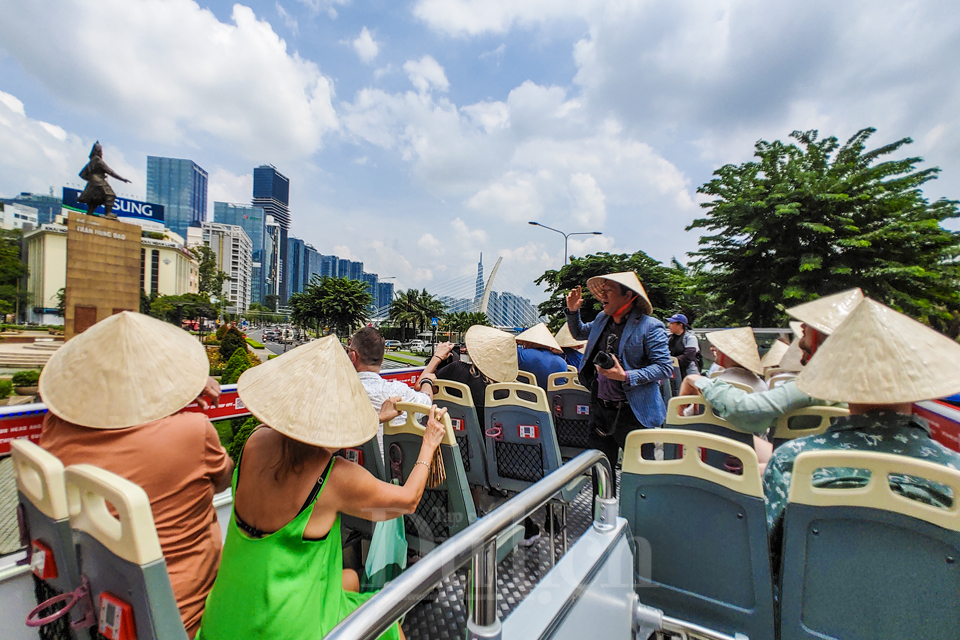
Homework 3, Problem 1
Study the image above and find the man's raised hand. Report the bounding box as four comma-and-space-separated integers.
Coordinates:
566, 285, 583, 312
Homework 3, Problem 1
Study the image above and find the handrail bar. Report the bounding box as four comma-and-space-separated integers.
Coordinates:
325, 450, 614, 640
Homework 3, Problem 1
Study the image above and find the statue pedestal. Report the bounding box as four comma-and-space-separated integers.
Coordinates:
64, 213, 142, 340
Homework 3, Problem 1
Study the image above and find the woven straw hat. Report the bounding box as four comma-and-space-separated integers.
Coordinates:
556, 323, 586, 351
787, 288, 864, 336
516, 323, 563, 354
797, 299, 960, 404
789, 321, 804, 339
761, 340, 790, 370
464, 325, 519, 383
237, 335, 378, 448
706, 327, 763, 375
779, 338, 804, 372
39, 311, 208, 429
585, 272, 653, 316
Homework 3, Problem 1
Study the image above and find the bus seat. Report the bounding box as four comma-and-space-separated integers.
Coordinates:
340, 430, 387, 540
566, 364, 578, 373
621, 429, 775, 640
771, 405, 849, 448
764, 366, 785, 381
64, 463, 188, 640
516, 370, 537, 386
780, 451, 960, 640
383, 403, 478, 555
432, 379, 488, 488
547, 371, 592, 460
767, 371, 798, 389
726, 380, 756, 394
670, 356, 682, 395
12, 440, 85, 636
665, 396, 754, 468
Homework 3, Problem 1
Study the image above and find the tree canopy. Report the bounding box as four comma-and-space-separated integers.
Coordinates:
389, 289, 445, 339
150, 293, 218, 325
688, 128, 960, 328
535, 251, 687, 330
190, 245, 228, 298
289, 276, 372, 337
0, 230, 28, 317
443, 311, 491, 335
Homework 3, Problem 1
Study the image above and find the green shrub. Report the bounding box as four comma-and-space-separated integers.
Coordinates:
221, 348, 254, 384
228, 416, 260, 461
245, 337, 265, 349
268, 354, 278, 360
0, 380, 12, 399
216, 324, 230, 340
219, 327, 246, 362
12, 370, 40, 386
214, 419, 233, 448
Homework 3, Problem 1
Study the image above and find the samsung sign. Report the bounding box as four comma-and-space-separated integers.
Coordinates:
62, 187, 164, 222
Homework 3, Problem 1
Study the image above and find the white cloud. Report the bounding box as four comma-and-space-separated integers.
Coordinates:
479, 43, 506, 62
207, 169, 253, 217
351, 27, 380, 63
467, 172, 544, 222
413, 0, 598, 36
297, 0, 350, 19
568, 173, 606, 227
451, 217, 488, 244
403, 56, 450, 93
0, 0, 338, 162
275, 2, 298, 35
332, 244, 359, 260
418, 233, 442, 251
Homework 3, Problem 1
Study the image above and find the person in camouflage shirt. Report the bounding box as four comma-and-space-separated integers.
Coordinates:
762, 298, 960, 562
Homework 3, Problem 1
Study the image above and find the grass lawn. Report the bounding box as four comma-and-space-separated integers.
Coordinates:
384, 352, 427, 365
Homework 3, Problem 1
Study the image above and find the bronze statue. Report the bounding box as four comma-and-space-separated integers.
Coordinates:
78, 141, 130, 218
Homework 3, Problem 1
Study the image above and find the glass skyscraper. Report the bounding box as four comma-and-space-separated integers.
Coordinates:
252, 165, 291, 303
213, 202, 265, 305
146, 156, 208, 240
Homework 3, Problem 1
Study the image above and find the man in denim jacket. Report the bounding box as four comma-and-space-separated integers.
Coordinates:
565, 272, 672, 490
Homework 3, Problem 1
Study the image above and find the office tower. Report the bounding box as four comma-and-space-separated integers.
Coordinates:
378, 282, 395, 310
475, 253, 483, 300
349, 260, 363, 281
214, 202, 265, 305
286, 237, 306, 297
361, 272, 378, 311
252, 165, 290, 302
303, 244, 320, 286
147, 156, 208, 239
263, 216, 281, 305
200, 222, 252, 315
2, 192, 61, 225
320, 254, 338, 279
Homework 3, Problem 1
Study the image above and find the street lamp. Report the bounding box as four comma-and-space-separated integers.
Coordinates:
528, 222, 602, 265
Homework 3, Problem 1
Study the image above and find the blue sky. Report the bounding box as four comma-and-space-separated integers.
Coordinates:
1, 0, 958, 304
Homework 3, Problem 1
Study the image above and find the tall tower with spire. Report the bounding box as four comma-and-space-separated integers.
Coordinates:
475, 253, 484, 300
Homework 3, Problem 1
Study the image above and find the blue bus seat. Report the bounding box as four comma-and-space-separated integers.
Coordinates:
621, 429, 775, 640
664, 395, 755, 467
383, 402, 477, 555
484, 383, 586, 502
779, 450, 960, 640
546, 371, 592, 461
771, 405, 848, 448
64, 463, 188, 640
12, 440, 85, 638
432, 379, 488, 488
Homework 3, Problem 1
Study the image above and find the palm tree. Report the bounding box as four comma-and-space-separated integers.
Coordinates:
390, 289, 445, 340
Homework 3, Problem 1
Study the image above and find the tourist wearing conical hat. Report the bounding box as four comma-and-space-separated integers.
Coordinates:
762, 299, 960, 565
516, 322, 568, 390
199, 335, 447, 640
676, 289, 863, 437
555, 323, 586, 368
39, 312, 231, 638
708, 327, 768, 392
565, 272, 673, 483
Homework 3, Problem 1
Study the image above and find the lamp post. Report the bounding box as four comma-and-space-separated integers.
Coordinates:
528, 222, 602, 265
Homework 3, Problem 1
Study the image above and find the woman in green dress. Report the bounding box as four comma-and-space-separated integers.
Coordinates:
198, 336, 447, 639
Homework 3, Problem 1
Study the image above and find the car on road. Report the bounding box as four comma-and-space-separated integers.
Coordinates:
384, 340, 401, 351
404, 340, 426, 351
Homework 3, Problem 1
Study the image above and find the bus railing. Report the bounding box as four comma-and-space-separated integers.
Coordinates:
325, 450, 616, 640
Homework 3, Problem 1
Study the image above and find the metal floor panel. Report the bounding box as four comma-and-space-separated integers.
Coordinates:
402, 479, 597, 640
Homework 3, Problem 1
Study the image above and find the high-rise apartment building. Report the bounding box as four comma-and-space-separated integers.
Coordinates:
378, 281, 395, 310
1, 192, 61, 225
200, 222, 252, 315
263, 216, 281, 305
146, 156, 208, 239
213, 202, 265, 305
286, 237, 306, 297
320, 254, 338, 279
252, 165, 290, 303
304, 244, 321, 286
361, 272, 379, 312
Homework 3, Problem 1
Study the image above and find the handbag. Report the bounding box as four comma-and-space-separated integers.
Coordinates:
360, 515, 408, 593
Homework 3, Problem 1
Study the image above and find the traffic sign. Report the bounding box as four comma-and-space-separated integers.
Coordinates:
431, 317, 439, 326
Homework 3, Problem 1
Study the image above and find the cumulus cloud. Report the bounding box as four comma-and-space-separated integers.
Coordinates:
297, 0, 350, 19
403, 56, 450, 93
0, 0, 338, 162
352, 27, 380, 63
207, 169, 253, 216
275, 2, 298, 35
413, 0, 598, 36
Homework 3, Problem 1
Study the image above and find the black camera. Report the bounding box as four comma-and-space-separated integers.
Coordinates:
594, 351, 615, 370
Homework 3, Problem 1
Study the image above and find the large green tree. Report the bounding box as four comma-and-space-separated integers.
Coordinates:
535, 251, 688, 330
389, 289, 445, 339
0, 230, 28, 317
190, 245, 228, 297
150, 293, 218, 325
442, 310, 491, 336
688, 128, 960, 328
289, 276, 372, 337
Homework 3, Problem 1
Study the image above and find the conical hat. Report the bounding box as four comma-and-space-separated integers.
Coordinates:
789, 321, 804, 339
39, 311, 208, 429
465, 325, 519, 383
706, 327, 763, 375
516, 323, 562, 354
797, 299, 960, 404
555, 323, 586, 351
787, 288, 864, 336
237, 335, 378, 448
586, 272, 653, 315
761, 340, 790, 370
779, 338, 804, 372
